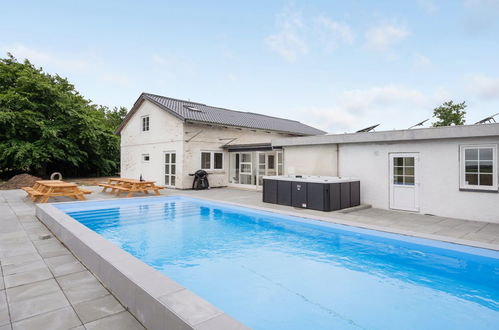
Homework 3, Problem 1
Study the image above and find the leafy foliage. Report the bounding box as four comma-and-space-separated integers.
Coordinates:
0, 54, 127, 177
432, 100, 467, 127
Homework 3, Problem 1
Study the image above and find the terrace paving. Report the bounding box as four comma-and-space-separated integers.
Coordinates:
0, 185, 498, 329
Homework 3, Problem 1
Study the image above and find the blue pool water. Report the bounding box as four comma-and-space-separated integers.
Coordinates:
56, 196, 499, 330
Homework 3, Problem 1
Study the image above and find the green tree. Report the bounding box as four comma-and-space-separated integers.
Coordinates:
0, 53, 126, 178
432, 100, 467, 127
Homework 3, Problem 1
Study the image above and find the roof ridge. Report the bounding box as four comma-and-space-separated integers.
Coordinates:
142, 92, 207, 106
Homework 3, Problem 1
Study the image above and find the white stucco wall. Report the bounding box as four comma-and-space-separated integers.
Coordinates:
182, 123, 289, 189
337, 138, 499, 223
120, 100, 184, 187
281, 137, 499, 223
283, 145, 338, 176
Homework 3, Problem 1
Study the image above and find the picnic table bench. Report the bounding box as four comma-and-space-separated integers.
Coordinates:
22, 180, 92, 203
98, 178, 164, 197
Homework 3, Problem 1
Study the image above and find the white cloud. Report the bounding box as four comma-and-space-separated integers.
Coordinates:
412, 53, 432, 69
298, 85, 431, 132
365, 24, 410, 51
314, 16, 355, 51
265, 8, 308, 62
2, 44, 91, 72
466, 74, 499, 99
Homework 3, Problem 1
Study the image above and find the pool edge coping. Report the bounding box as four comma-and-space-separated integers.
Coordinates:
35, 203, 249, 330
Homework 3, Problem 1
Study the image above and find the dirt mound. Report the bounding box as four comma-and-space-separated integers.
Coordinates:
0, 173, 42, 190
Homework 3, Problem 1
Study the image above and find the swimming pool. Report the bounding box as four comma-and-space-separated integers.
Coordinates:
56, 196, 499, 330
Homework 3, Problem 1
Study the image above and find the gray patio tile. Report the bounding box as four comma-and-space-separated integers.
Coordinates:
9, 290, 69, 322
6, 279, 60, 303
56, 271, 109, 305
33, 241, 71, 258
84, 311, 144, 330
44, 255, 86, 277
73, 294, 124, 324
0, 290, 9, 326
2, 260, 46, 277
0, 253, 42, 268
0, 324, 12, 330
4, 267, 52, 289
11, 306, 81, 330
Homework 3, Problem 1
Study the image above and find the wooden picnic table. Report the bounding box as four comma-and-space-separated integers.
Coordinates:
22, 180, 92, 203
98, 178, 164, 197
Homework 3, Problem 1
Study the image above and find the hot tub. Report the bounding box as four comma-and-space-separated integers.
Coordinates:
263, 175, 360, 211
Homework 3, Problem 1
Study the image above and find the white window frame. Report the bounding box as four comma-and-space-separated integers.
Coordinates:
141, 115, 150, 132
459, 144, 498, 191
200, 151, 224, 170
141, 154, 150, 163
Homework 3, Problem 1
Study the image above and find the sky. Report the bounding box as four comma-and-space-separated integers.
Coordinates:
1, 0, 499, 133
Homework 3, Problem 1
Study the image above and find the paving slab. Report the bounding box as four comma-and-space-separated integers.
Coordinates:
4, 267, 53, 289
56, 271, 109, 305
8, 290, 69, 322
44, 255, 86, 277
73, 294, 124, 323
0, 290, 9, 326
11, 306, 81, 330
84, 311, 144, 330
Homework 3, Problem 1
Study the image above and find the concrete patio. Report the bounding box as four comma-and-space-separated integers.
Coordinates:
1, 186, 498, 329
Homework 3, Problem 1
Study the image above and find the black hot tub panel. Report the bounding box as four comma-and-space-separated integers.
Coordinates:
262, 176, 360, 212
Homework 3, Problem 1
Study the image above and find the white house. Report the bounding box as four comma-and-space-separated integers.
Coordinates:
116, 93, 325, 190
272, 123, 499, 223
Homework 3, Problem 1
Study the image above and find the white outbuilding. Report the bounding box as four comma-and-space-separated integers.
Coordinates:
272, 123, 499, 223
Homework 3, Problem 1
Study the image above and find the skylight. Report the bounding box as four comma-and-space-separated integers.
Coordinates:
184, 105, 204, 112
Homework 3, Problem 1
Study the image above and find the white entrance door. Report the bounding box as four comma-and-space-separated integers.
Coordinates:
389, 153, 419, 212
164, 152, 176, 187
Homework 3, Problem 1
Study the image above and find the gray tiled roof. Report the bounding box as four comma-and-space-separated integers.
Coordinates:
126, 93, 326, 136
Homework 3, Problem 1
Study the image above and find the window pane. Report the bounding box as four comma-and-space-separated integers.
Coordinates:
241, 174, 252, 185
259, 153, 265, 163
479, 161, 493, 174
165, 175, 169, 184
171, 165, 176, 174
465, 161, 478, 173
268, 155, 275, 169
394, 158, 403, 166
278, 164, 283, 175
405, 167, 414, 176
480, 174, 493, 186
394, 167, 403, 175
165, 165, 170, 174
465, 173, 478, 185
201, 152, 211, 169
241, 153, 251, 163
405, 176, 415, 185
165, 153, 170, 163
393, 176, 404, 184
479, 148, 493, 161
404, 158, 414, 166
171, 176, 176, 186
277, 152, 283, 163
465, 148, 478, 160
171, 153, 176, 163
214, 153, 223, 169
241, 164, 251, 173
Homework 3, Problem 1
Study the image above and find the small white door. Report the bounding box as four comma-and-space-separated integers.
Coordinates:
389, 153, 419, 212
164, 152, 176, 187
239, 152, 253, 185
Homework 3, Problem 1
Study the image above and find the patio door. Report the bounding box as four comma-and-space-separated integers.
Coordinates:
164, 152, 176, 187
239, 153, 253, 185
389, 153, 419, 212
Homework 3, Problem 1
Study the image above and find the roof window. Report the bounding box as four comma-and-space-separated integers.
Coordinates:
184, 105, 204, 112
